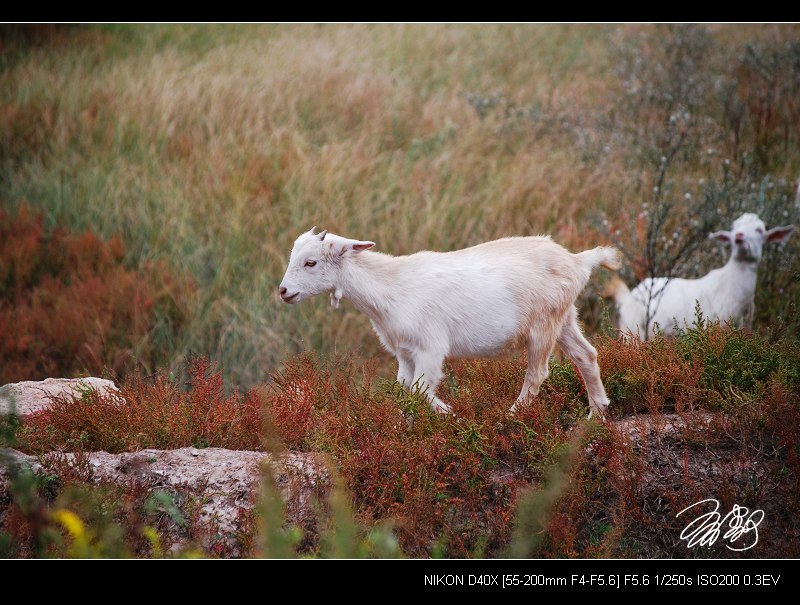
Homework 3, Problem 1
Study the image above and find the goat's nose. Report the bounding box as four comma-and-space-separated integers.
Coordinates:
279, 286, 287, 296
735, 232, 744, 242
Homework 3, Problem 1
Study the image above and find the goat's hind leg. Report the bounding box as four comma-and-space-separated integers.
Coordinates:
557, 307, 610, 418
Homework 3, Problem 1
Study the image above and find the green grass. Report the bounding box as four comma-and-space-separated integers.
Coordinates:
2, 24, 799, 388
0, 24, 622, 386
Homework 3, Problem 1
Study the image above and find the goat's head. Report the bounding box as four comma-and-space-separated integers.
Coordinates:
709, 212, 795, 263
279, 227, 375, 304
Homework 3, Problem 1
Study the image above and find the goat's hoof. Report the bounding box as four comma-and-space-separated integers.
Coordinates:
588, 406, 608, 421
508, 400, 526, 415
431, 403, 453, 415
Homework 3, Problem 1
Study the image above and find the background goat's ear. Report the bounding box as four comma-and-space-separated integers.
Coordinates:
766, 225, 795, 244
709, 230, 732, 242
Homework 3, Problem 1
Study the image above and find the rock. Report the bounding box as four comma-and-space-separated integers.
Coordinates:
0, 448, 40, 470
0, 446, 329, 556
0, 448, 42, 499
69, 448, 327, 537
584, 410, 792, 557
0, 448, 330, 557
0, 377, 118, 416
612, 411, 715, 441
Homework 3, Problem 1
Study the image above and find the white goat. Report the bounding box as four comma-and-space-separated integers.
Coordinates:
606, 212, 795, 338
279, 228, 620, 417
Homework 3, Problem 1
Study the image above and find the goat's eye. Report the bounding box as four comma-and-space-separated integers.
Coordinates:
304, 260, 317, 268
756, 228, 764, 234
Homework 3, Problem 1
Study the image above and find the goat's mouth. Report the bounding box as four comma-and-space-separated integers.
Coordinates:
281, 292, 300, 303
735, 242, 757, 262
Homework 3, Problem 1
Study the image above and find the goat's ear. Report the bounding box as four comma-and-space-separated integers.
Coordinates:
334, 238, 375, 256
766, 225, 795, 244
326, 236, 375, 257
347, 240, 375, 255
709, 230, 732, 243
353, 240, 375, 252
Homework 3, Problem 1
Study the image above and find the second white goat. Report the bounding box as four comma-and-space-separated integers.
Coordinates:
606, 212, 795, 338
279, 228, 619, 417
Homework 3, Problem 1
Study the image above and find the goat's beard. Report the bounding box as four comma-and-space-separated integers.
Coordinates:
734, 243, 759, 263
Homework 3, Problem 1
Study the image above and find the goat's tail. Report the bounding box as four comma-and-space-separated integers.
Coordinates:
576, 246, 622, 272
600, 273, 630, 305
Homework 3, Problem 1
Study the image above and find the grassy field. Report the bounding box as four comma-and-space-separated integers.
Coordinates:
2, 24, 800, 558
5, 24, 798, 387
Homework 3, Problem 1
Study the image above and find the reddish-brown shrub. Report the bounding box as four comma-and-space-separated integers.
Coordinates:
0, 203, 192, 383
21, 357, 265, 453
263, 352, 619, 557
11, 320, 800, 558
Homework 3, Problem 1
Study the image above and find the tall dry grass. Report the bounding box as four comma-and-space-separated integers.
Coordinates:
2, 24, 798, 386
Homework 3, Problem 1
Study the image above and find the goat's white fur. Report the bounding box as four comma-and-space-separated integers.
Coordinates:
280, 227, 620, 417
608, 213, 795, 338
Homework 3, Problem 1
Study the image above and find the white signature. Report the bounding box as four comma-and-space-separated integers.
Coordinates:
676, 498, 764, 551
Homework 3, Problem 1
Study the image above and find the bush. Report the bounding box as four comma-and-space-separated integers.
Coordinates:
0, 203, 192, 383
20, 357, 264, 453
14, 318, 799, 557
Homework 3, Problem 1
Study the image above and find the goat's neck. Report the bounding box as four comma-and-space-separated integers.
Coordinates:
714, 254, 758, 297
336, 252, 401, 322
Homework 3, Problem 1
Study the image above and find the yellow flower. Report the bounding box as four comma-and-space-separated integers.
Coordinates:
53, 509, 86, 540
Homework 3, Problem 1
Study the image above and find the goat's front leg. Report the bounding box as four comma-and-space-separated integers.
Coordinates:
509, 325, 559, 414
412, 350, 451, 414
396, 354, 415, 386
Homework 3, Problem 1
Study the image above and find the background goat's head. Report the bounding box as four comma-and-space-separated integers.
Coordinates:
709, 212, 795, 263
279, 227, 375, 304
